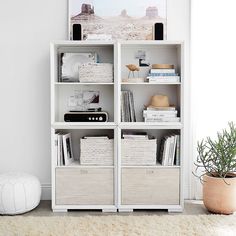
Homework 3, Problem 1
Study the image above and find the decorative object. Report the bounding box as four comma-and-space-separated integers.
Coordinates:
62, 133, 74, 166
78, 63, 113, 83
194, 122, 236, 214
122, 77, 146, 83
126, 64, 140, 78
0, 173, 41, 215
69, 0, 167, 40
2, 215, 236, 235
61, 53, 97, 82
152, 64, 174, 69
80, 137, 114, 165
68, 90, 100, 111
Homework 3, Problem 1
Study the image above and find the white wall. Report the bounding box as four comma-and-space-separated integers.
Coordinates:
0, 0, 190, 200
191, 0, 236, 199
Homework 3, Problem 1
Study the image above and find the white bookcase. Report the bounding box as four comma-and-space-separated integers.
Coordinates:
50, 40, 185, 213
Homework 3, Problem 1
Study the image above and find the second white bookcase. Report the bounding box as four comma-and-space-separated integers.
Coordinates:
51, 40, 185, 213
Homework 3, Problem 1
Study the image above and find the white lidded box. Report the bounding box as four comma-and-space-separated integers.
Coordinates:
78, 63, 113, 83
80, 138, 114, 165
121, 138, 157, 165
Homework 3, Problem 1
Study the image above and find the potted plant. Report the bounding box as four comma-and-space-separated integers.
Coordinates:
194, 122, 236, 214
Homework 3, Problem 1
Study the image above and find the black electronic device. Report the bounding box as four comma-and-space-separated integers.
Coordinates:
64, 112, 108, 122
154, 23, 164, 40
72, 24, 82, 40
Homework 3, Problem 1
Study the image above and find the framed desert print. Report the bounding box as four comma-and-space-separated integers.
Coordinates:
68, 0, 167, 40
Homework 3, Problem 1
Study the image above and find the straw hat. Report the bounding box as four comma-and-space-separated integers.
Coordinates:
147, 95, 170, 108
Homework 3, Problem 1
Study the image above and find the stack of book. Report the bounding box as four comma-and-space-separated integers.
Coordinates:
147, 68, 180, 83
121, 91, 136, 122
158, 134, 180, 166
121, 132, 157, 165
143, 106, 180, 122
55, 133, 74, 166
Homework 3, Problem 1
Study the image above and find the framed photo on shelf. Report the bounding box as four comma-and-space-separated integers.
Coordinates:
62, 133, 74, 166
68, 0, 167, 40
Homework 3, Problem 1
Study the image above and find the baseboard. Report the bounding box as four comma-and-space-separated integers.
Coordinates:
41, 183, 51, 200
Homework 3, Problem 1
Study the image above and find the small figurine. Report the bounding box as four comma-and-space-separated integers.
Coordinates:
126, 64, 140, 78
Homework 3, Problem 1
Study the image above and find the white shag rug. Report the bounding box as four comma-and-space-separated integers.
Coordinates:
0, 215, 236, 236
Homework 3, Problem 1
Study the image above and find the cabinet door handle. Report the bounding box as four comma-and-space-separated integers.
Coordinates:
146, 170, 154, 175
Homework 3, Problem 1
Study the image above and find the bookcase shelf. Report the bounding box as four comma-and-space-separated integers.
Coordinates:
121, 82, 181, 85
55, 82, 114, 85
51, 40, 185, 213
121, 165, 181, 168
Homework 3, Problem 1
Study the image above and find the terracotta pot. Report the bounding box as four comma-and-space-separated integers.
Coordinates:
203, 174, 236, 214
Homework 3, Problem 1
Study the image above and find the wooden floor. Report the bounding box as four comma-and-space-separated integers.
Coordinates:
24, 200, 209, 216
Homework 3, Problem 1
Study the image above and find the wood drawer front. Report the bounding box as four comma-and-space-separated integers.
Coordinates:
56, 168, 114, 205
122, 168, 180, 205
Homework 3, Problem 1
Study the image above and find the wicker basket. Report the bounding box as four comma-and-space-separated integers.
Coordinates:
80, 138, 114, 165
121, 139, 157, 165
78, 63, 113, 83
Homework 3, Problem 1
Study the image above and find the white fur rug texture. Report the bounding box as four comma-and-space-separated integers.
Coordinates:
0, 215, 236, 236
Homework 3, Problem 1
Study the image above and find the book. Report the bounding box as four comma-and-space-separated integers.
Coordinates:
55, 133, 59, 166
143, 110, 177, 114
147, 76, 180, 83
150, 69, 175, 74
143, 111, 177, 118
130, 92, 136, 122
146, 106, 176, 111
123, 131, 148, 139
144, 117, 180, 122
121, 92, 125, 122
175, 135, 180, 166
158, 134, 179, 166
123, 135, 149, 140
149, 73, 178, 76
168, 135, 177, 166
121, 91, 136, 122
163, 137, 171, 166
84, 136, 109, 139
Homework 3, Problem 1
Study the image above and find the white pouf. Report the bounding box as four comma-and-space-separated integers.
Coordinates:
0, 173, 41, 215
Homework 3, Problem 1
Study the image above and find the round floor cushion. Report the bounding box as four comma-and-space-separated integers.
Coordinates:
0, 173, 41, 215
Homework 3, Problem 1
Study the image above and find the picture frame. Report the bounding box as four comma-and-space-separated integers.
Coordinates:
62, 133, 74, 166
68, 0, 167, 40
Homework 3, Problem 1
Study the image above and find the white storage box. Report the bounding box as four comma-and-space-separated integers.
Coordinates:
78, 63, 113, 83
121, 139, 157, 165
80, 138, 114, 165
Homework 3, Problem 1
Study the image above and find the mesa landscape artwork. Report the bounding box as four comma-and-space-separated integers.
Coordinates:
69, 0, 167, 40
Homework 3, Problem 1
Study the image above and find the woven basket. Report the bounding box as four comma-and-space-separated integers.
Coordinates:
121, 139, 157, 165
79, 63, 113, 83
80, 138, 114, 165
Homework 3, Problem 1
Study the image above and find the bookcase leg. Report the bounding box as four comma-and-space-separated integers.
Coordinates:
102, 208, 117, 213
118, 209, 134, 213
53, 209, 68, 213
168, 208, 183, 213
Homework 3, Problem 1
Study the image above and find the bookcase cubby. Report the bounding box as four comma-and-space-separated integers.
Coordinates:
51, 40, 185, 213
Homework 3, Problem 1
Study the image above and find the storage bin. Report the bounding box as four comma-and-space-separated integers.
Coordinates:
56, 168, 114, 205
122, 168, 180, 205
80, 138, 114, 165
121, 139, 157, 165
78, 63, 113, 83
